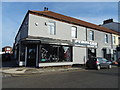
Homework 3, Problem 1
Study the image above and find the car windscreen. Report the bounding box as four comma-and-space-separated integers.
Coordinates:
102, 58, 108, 62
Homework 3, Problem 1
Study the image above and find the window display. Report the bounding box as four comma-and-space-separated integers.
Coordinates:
40, 44, 72, 63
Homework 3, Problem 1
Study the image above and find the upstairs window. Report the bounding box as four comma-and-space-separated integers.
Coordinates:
112, 36, 116, 44
105, 34, 108, 43
89, 31, 94, 41
48, 22, 56, 35
71, 26, 77, 38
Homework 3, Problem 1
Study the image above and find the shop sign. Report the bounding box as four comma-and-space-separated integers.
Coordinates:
74, 40, 98, 48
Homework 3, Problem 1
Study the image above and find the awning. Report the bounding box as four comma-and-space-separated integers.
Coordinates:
21, 36, 73, 46
21, 40, 41, 44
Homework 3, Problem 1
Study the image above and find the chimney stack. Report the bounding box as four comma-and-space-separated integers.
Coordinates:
44, 7, 48, 11
103, 19, 113, 24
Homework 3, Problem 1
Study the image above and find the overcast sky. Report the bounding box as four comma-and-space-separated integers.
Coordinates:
2, 2, 118, 47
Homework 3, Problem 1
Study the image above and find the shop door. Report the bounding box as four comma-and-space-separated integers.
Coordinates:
103, 49, 106, 58
88, 48, 96, 59
26, 45, 37, 67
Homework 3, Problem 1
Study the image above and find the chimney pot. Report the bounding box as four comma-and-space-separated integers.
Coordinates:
103, 19, 113, 24
44, 7, 48, 11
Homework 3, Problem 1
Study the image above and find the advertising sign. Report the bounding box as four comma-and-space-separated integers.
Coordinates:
74, 40, 98, 48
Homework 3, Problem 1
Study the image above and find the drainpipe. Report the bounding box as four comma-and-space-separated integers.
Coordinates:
111, 34, 113, 61
38, 41, 41, 68
85, 27, 88, 64
25, 46, 27, 67
36, 44, 39, 67
18, 42, 21, 66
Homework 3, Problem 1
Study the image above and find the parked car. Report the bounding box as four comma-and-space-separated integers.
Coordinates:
111, 60, 118, 65
117, 58, 120, 67
86, 57, 112, 70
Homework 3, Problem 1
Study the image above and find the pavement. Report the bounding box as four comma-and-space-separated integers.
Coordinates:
1, 60, 86, 77
1, 64, 118, 78
1, 65, 86, 77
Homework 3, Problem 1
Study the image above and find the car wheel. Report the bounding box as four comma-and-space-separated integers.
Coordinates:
97, 65, 100, 70
86, 65, 89, 69
108, 65, 112, 69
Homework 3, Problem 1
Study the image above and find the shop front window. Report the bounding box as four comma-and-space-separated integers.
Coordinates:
63, 46, 71, 62
40, 44, 72, 63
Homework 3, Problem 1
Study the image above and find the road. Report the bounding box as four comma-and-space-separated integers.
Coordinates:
2, 67, 119, 88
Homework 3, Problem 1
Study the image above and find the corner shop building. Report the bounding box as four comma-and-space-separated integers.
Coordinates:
14, 10, 120, 67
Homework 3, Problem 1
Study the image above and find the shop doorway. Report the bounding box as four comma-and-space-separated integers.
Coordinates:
88, 48, 96, 60
26, 45, 37, 67
102, 48, 111, 60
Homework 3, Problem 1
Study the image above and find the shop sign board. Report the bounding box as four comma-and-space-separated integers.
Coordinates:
74, 40, 98, 48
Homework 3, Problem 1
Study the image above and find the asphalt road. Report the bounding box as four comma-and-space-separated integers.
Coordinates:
2, 67, 119, 88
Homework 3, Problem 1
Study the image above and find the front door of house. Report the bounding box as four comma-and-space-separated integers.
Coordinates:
26, 45, 37, 67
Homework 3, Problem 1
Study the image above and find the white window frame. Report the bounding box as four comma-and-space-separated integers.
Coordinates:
71, 26, 77, 38
105, 34, 108, 43
112, 36, 116, 44
48, 21, 56, 35
89, 30, 94, 41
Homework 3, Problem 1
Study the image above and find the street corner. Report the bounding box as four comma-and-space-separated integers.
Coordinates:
2, 73, 13, 78
2, 68, 26, 73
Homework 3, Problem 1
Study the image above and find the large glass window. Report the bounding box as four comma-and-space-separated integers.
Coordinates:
71, 26, 77, 38
89, 31, 94, 41
40, 44, 72, 63
105, 34, 108, 43
48, 22, 56, 35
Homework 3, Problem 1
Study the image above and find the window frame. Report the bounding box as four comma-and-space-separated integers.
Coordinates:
89, 30, 94, 41
71, 26, 77, 38
112, 36, 116, 44
48, 21, 56, 35
40, 44, 72, 63
105, 34, 109, 43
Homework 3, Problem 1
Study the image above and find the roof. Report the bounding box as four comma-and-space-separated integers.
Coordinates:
101, 22, 120, 33
29, 10, 120, 35
2, 46, 12, 49
102, 21, 120, 25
